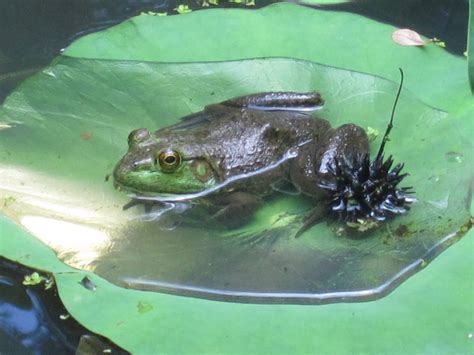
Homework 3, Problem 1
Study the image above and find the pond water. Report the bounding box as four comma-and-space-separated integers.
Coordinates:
0, 258, 127, 354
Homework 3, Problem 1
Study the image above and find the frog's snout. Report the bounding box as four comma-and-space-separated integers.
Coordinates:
113, 153, 152, 190
112, 157, 128, 189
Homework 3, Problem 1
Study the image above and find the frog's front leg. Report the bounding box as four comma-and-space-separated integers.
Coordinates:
209, 192, 262, 228
222, 91, 324, 112
122, 197, 158, 213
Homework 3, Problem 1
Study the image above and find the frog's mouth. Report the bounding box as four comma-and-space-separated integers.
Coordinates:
112, 170, 205, 198
125, 148, 301, 203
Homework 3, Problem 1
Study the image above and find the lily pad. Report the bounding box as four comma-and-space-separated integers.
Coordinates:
0, 55, 471, 303
0, 3, 472, 352
63, 3, 471, 113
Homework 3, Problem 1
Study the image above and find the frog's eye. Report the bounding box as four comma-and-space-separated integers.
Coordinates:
157, 149, 182, 172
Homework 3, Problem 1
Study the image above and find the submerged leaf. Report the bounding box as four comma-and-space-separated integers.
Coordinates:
0, 56, 471, 304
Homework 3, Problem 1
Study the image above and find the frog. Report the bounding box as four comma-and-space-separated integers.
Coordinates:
113, 91, 369, 233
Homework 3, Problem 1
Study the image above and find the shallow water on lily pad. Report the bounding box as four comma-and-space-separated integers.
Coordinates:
0, 57, 471, 304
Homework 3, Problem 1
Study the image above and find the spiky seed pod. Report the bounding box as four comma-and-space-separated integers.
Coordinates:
318, 153, 415, 223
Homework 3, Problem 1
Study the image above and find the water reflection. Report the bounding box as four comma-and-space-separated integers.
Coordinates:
0, 259, 126, 354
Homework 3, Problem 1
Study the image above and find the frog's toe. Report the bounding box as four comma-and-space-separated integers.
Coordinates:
295, 204, 326, 238
122, 197, 160, 213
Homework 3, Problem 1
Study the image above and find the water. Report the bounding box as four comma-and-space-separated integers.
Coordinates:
0, 258, 127, 354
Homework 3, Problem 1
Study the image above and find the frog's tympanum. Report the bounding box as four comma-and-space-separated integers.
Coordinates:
114, 91, 413, 235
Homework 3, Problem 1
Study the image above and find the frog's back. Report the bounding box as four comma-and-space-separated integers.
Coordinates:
162, 105, 331, 194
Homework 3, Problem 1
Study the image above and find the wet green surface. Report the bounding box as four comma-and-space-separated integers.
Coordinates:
0, 3, 472, 352
0, 56, 471, 302
64, 3, 471, 112
2, 214, 473, 353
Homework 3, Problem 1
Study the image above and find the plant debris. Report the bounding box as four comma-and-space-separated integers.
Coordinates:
392, 29, 425, 46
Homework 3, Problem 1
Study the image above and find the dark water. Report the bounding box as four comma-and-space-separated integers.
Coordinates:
0, 258, 128, 354
304, 0, 468, 54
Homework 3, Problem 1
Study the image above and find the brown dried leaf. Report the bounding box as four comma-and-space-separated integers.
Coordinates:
392, 29, 426, 46
80, 131, 92, 140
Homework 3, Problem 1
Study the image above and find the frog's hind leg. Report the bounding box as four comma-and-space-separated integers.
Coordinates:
315, 124, 370, 176
210, 192, 262, 228
293, 124, 370, 237
222, 92, 324, 112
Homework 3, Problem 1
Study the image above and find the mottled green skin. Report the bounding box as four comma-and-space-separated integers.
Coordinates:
113, 93, 369, 225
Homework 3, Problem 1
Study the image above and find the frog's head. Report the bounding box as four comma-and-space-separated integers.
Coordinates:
113, 128, 219, 196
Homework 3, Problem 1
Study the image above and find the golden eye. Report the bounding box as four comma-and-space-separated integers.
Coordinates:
157, 149, 182, 172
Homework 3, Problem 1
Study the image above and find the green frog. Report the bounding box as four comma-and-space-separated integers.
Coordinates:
113, 92, 369, 231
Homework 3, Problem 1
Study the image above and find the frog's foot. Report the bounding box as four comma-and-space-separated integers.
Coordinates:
210, 192, 262, 228
295, 204, 326, 238
222, 91, 324, 112
122, 197, 157, 213
122, 197, 159, 213
123, 197, 192, 223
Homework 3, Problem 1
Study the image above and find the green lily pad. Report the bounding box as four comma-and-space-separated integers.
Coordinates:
63, 3, 471, 113
0, 3, 472, 352
0, 55, 471, 303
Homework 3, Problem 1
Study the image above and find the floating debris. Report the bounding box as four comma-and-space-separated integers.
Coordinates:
175, 4, 192, 14
79, 276, 97, 291
392, 29, 426, 46
80, 132, 93, 140
366, 126, 379, 142
23, 272, 43, 286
